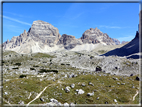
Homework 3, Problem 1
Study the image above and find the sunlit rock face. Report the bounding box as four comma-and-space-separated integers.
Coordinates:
57, 34, 83, 50
112, 38, 120, 45
81, 28, 116, 45
28, 20, 61, 46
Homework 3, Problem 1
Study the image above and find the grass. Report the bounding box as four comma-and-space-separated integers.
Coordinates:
3, 51, 140, 105
32, 53, 55, 58
98, 50, 108, 54
3, 72, 140, 104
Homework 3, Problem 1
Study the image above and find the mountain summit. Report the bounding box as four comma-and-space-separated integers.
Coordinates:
3, 20, 120, 54
81, 28, 116, 45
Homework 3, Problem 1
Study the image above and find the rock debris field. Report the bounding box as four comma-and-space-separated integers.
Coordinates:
2, 50, 141, 106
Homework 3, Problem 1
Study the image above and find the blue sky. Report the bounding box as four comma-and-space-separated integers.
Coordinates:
3, 2, 140, 43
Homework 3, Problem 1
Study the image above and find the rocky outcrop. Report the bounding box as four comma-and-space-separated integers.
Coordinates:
112, 38, 120, 45
121, 41, 129, 44
2, 20, 62, 53
28, 20, 61, 47
57, 34, 82, 50
3, 30, 28, 50
102, 31, 140, 59
81, 28, 116, 45
2, 20, 122, 53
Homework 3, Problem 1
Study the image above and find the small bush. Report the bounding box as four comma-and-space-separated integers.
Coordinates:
30, 68, 35, 70
2, 60, 5, 63
12, 67, 19, 69
96, 66, 102, 71
14, 63, 21, 66
19, 75, 27, 78
33, 65, 39, 67
90, 56, 94, 59
38, 69, 58, 73
61, 63, 65, 65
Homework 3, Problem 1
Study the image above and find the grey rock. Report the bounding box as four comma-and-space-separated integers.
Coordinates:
76, 89, 85, 94
18, 100, 24, 105
87, 92, 94, 96
65, 86, 71, 93
81, 27, 116, 45
57, 34, 82, 50
40, 98, 44, 102
121, 83, 125, 85
70, 103, 75, 107
64, 103, 69, 107
132, 86, 135, 88
112, 38, 120, 45
113, 99, 117, 102
82, 83, 86, 87
50, 98, 58, 104
113, 77, 118, 80
29, 20, 61, 45
88, 82, 94, 86
70, 84, 75, 88
117, 82, 120, 85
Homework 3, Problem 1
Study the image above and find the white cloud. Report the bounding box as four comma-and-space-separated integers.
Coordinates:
3, 15, 31, 26
3, 11, 32, 18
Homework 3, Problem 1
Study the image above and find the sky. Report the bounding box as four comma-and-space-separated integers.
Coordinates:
2, 2, 140, 44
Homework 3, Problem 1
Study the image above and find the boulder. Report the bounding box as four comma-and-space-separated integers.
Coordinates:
87, 92, 94, 96
65, 86, 71, 93
76, 89, 85, 94
70, 84, 75, 88
135, 76, 140, 81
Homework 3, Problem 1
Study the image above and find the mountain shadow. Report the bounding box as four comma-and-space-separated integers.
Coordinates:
101, 31, 140, 59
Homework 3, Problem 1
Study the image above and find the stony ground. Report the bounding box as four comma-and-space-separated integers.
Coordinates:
2, 50, 141, 106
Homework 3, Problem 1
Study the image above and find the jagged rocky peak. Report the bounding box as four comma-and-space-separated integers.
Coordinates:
29, 20, 60, 37
81, 27, 116, 45
112, 38, 120, 45
28, 20, 61, 45
57, 34, 82, 50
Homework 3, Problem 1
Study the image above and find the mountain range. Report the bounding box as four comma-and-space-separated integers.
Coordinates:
2, 20, 124, 54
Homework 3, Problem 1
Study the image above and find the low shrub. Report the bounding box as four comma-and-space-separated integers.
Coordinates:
96, 66, 102, 71
19, 75, 27, 78
30, 68, 35, 70
38, 69, 58, 73
14, 63, 21, 66
33, 65, 39, 67
12, 67, 19, 69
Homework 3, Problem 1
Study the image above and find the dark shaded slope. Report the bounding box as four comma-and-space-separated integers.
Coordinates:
101, 31, 140, 59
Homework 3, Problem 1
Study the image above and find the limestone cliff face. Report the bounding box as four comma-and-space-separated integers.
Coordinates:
81, 28, 116, 45
2, 20, 121, 54
3, 30, 28, 50
3, 20, 61, 52
57, 34, 82, 50
28, 20, 61, 47
112, 38, 120, 45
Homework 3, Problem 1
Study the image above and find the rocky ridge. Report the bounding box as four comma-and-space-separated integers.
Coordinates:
112, 38, 120, 45
3, 20, 119, 54
81, 28, 116, 45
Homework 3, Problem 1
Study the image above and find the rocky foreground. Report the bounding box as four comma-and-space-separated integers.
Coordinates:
2, 50, 140, 106
1, 19, 141, 106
